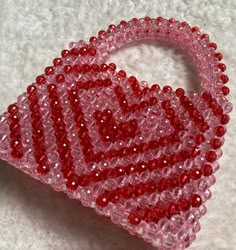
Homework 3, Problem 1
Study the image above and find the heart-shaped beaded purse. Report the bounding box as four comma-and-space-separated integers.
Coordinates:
0, 17, 232, 249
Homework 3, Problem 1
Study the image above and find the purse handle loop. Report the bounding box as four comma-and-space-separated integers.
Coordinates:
90, 17, 228, 99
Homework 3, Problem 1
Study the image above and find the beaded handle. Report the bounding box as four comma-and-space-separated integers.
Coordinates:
88, 17, 229, 99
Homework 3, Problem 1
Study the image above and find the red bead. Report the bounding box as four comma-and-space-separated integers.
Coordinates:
168, 18, 176, 24
162, 85, 172, 94
47, 84, 57, 93
8, 104, 18, 114
180, 172, 190, 186
218, 63, 226, 72
195, 134, 205, 144
120, 20, 127, 27
151, 84, 160, 92
100, 64, 108, 72
27, 85, 37, 95
77, 174, 89, 187
154, 206, 166, 218
61, 49, 70, 58
191, 146, 200, 157
167, 203, 179, 217
210, 138, 222, 149
175, 88, 185, 97
8, 116, 20, 125
96, 194, 109, 207
128, 76, 137, 84
55, 74, 65, 83
108, 63, 116, 71
180, 21, 188, 28
37, 164, 50, 175
215, 125, 226, 137
79, 47, 88, 56
64, 65, 73, 74
200, 34, 209, 40
45, 66, 54, 75
201, 92, 212, 101
220, 114, 230, 125
121, 185, 134, 199
156, 17, 164, 23
199, 122, 209, 132
37, 154, 47, 165
10, 139, 21, 149
191, 194, 202, 207
118, 70, 126, 78
36, 75, 46, 85
98, 30, 106, 37
73, 64, 82, 73
53, 58, 63, 66
70, 48, 79, 56
82, 64, 91, 73
90, 169, 103, 182
221, 86, 230, 96
108, 190, 120, 203
66, 176, 79, 191
161, 100, 171, 109
177, 198, 190, 211
91, 64, 100, 73
205, 150, 217, 162
88, 47, 96, 56
189, 168, 202, 180
11, 149, 23, 159
208, 43, 217, 50
220, 74, 229, 84
191, 27, 199, 33
213, 106, 223, 116
142, 209, 154, 223
214, 52, 223, 61
202, 164, 213, 176
128, 213, 141, 225
89, 36, 97, 43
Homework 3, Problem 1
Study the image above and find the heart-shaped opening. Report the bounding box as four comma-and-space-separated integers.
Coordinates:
108, 40, 201, 93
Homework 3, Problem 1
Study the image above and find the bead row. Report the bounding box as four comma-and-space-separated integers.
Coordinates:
114, 85, 158, 114
127, 193, 202, 225
8, 104, 23, 159
94, 109, 138, 142
96, 164, 212, 208
27, 85, 49, 174
47, 84, 75, 179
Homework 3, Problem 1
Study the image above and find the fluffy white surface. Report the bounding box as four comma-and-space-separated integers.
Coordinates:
0, 0, 236, 249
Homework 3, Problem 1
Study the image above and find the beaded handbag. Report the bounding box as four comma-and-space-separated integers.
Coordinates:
0, 17, 232, 249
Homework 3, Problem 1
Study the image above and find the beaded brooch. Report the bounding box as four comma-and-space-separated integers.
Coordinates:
0, 17, 232, 249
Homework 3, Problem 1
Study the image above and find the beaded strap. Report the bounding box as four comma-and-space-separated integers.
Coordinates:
87, 17, 229, 98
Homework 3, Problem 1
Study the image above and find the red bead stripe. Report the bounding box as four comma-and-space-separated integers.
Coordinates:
8, 104, 23, 159
114, 85, 158, 114
94, 109, 139, 142
47, 84, 75, 179
161, 99, 184, 131
76, 146, 199, 190
96, 165, 204, 207
94, 131, 180, 161
127, 76, 142, 97
179, 95, 209, 132
127, 193, 202, 225
27, 86, 49, 175
201, 92, 230, 125
68, 87, 95, 164
77, 78, 112, 90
